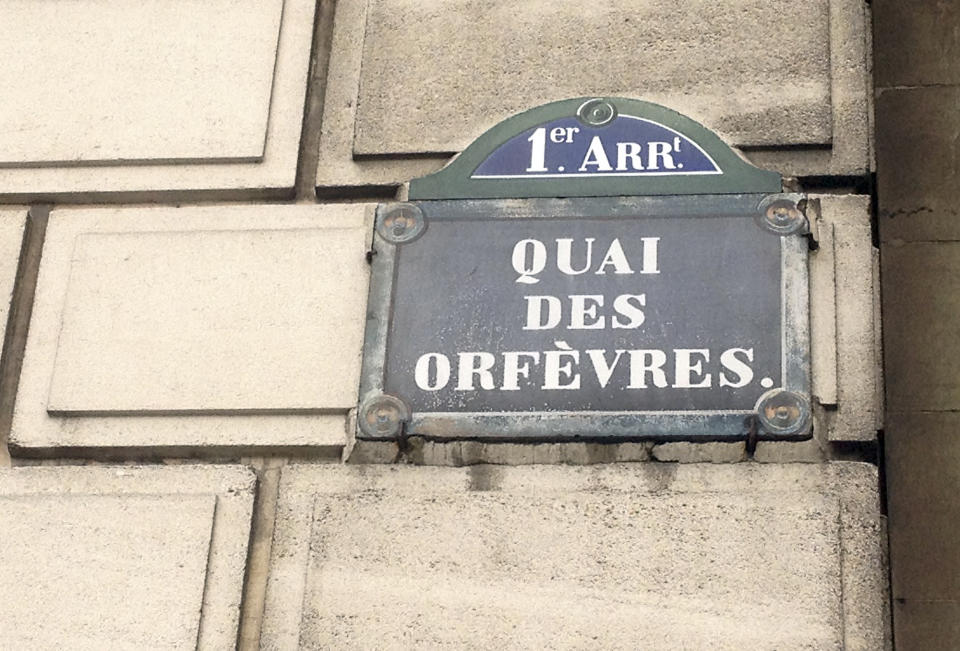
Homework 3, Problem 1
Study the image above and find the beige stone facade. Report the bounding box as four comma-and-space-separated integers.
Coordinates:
0, 0, 920, 648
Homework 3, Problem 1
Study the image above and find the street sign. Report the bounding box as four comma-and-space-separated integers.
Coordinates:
358, 98, 811, 442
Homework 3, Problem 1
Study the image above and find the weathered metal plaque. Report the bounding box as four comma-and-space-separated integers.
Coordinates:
359, 194, 810, 441
358, 98, 810, 441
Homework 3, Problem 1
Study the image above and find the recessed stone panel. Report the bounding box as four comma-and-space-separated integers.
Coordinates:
1, 0, 281, 165
12, 204, 373, 451
0, 0, 314, 197
262, 463, 887, 649
315, 0, 871, 192
0, 465, 254, 649
355, 0, 830, 154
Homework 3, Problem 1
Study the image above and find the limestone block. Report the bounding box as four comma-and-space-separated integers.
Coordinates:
877, 87, 960, 242
0, 465, 254, 649
350, 437, 654, 465
651, 441, 745, 463
893, 600, 960, 651
874, 0, 960, 87
0, 0, 314, 198
316, 0, 871, 192
753, 436, 824, 463
11, 204, 373, 452
0, 209, 26, 342
262, 463, 888, 650
885, 412, 960, 601
882, 242, 960, 412
809, 195, 882, 441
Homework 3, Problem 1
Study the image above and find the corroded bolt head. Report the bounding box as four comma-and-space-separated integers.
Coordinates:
756, 195, 807, 235
755, 389, 811, 436
358, 394, 410, 438
377, 203, 426, 244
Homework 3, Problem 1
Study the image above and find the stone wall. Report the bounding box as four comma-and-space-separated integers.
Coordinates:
0, 1, 888, 648
874, 0, 960, 647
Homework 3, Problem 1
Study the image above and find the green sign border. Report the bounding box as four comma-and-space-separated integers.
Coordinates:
408, 97, 782, 200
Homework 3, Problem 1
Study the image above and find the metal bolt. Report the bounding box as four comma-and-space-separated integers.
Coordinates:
377, 203, 426, 244
577, 98, 618, 127
358, 394, 410, 438
756, 194, 808, 236
755, 389, 810, 436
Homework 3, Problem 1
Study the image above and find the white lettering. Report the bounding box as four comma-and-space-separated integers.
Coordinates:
578, 136, 613, 172
616, 142, 644, 171
719, 348, 755, 388
523, 295, 562, 330
526, 128, 547, 172
640, 237, 660, 274
512, 239, 546, 285
595, 238, 634, 276
501, 351, 541, 390
415, 353, 450, 391
647, 141, 677, 170
456, 352, 496, 390
569, 295, 605, 329
627, 350, 669, 388
611, 294, 646, 329
543, 341, 581, 389
673, 349, 711, 388
556, 238, 594, 276
587, 349, 625, 388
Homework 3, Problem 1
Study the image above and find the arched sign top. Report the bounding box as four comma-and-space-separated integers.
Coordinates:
408, 97, 782, 200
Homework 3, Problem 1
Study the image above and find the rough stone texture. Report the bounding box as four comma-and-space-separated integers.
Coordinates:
316, 0, 871, 191
877, 86, 960, 242
0, 209, 26, 341
355, 0, 831, 154
885, 411, 960, 601
651, 441, 744, 463
0, 0, 314, 198
753, 436, 825, 463
874, 0, 960, 87
0, 465, 254, 649
11, 204, 373, 451
882, 241, 960, 412
262, 463, 888, 650
347, 437, 654, 466
2, 494, 214, 648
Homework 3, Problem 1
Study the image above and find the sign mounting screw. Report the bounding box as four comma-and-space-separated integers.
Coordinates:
377, 203, 426, 244
358, 394, 410, 439
755, 389, 810, 436
756, 194, 808, 235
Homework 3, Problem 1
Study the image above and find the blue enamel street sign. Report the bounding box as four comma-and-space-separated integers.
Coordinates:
408, 97, 780, 200
360, 98, 811, 443
472, 112, 721, 180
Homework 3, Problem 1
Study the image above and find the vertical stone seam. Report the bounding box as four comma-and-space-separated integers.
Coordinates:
0, 205, 49, 466
865, 0, 876, 172
295, 0, 338, 201
236, 458, 285, 650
